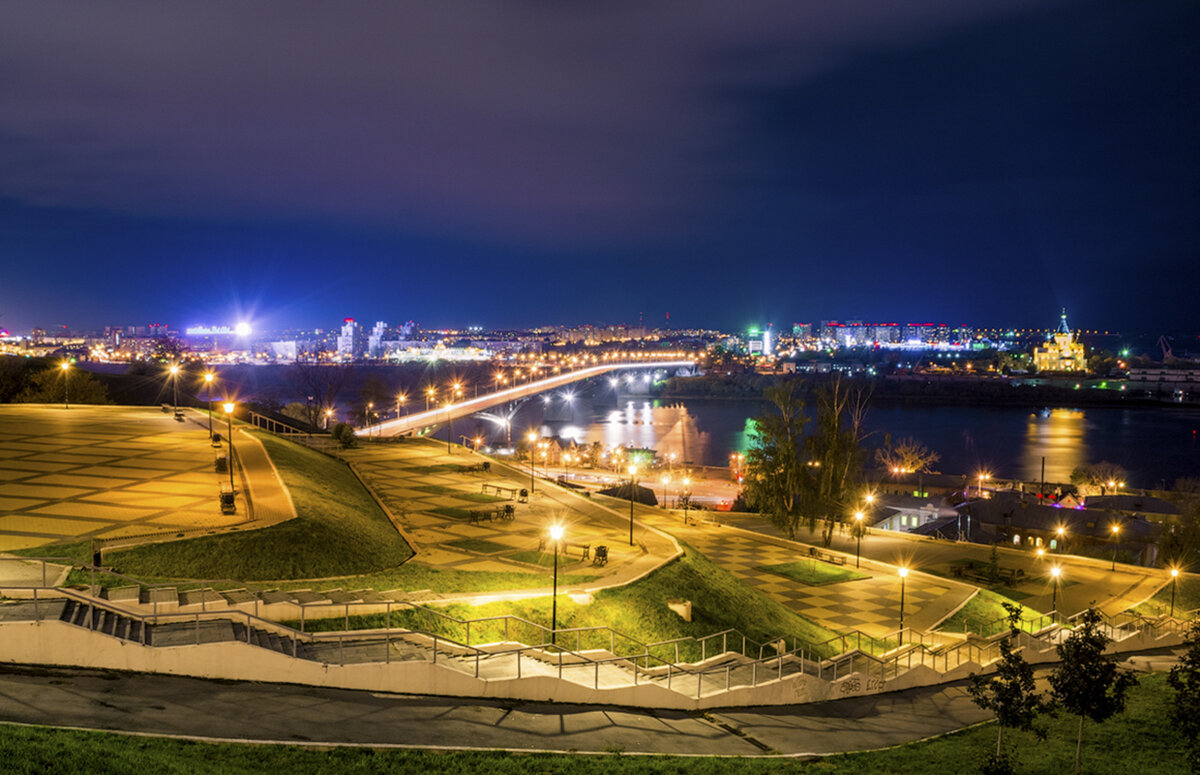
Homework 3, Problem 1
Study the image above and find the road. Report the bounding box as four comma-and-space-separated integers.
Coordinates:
367, 361, 694, 437
0, 664, 994, 756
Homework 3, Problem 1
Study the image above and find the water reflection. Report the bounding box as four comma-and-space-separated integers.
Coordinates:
1022, 409, 1087, 483
589, 402, 710, 462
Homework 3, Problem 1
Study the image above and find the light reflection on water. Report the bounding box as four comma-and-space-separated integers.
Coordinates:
491, 393, 1200, 488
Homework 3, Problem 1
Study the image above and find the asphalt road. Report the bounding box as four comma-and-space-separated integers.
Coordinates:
0, 664, 992, 756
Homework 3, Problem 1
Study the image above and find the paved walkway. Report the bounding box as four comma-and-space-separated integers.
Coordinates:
0, 664, 993, 755
339, 438, 678, 596
0, 405, 251, 552
628, 502, 974, 638
722, 512, 1167, 616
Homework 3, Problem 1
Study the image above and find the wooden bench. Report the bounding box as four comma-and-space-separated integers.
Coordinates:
480, 483, 518, 500
807, 547, 847, 566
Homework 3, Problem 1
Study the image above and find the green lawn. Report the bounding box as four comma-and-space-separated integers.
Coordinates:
19, 432, 413, 581
445, 537, 511, 554
293, 545, 847, 660
0, 674, 1185, 774
757, 560, 868, 586
1133, 574, 1200, 618
937, 588, 1048, 635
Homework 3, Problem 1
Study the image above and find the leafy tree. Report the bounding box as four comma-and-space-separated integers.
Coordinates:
968, 603, 1049, 769
742, 381, 808, 538
330, 422, 357, 449
875, 434, 940, 475
1048, 607, 1138, 774
1168, 621, 1200, 773
16, 365, 109, 404
798, 376, 870, 546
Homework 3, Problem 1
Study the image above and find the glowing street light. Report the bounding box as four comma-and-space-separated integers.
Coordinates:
1056, 526, 1066, 554
527, 432, 539, 493
395, 392, 408, 418
660, 474, 670, 510
549, 523, 564, 643
1110, 524, 1121, 571
425, 387, 436, 411
628, 464, 638, 546
59, 361, 71, 409
168, 363, 181, 411
1170, 568, 1180, 618
203, 372, 216, 438
325, 408, 334, 430
898, 567, 909, 645
1050, 565, 1062, 613
854, 511, 864, 568
222, 401, 237, 493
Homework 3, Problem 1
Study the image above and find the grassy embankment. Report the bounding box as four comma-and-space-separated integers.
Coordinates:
937, 588, 1049, 634
291, 544, 849, 661
757, 560, 868, 586
21, 433, 594, 591
1133, 573, 1200, 618
0, 674, 1186, 774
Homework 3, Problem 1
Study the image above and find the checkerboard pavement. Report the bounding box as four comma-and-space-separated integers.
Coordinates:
642, 514, 952, 637
343, 439, 647, 579
0, 405, 250, 551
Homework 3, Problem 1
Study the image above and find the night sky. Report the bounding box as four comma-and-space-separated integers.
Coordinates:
1, 1, 1197, 334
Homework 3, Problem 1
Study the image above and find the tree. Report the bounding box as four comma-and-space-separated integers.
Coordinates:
17, 365, 109, 404
742, 381, 808, 538
1168, 621, 1200, 773
968, 603, 1049, 770
798, 376, 871, 546
330, 422, 357, 449
875, 435, 940, 475
1069, 461, 1128, 495
287, 360, 351, 429
1048, 607, 1137, 774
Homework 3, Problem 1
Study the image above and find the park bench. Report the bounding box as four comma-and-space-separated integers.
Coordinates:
592, 545, 609, 566
807, 547, 847, 566
951, 560, 1026, 585
481, 483, 519, 500
219, 487, 236, 515
468, 504, 516, 525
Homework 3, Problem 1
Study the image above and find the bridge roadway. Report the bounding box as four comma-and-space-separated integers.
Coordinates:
363, 360, 695, 437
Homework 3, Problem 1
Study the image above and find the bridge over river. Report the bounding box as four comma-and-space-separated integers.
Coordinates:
362, 360, 696, 437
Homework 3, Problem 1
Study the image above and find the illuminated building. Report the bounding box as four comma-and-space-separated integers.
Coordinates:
1032, 309, 1086, 372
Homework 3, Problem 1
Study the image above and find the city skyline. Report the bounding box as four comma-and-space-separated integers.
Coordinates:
2, 1, 1199, 333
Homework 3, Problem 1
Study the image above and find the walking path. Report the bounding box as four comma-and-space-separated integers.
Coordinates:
0, 663, 994, 755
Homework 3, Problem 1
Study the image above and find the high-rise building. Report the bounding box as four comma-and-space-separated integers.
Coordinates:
337, 318, 364, 358
368, 321, 387, 358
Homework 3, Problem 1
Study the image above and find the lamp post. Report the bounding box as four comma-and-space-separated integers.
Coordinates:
660, 474, 670, 509
204, 372, 215, 438
396, 392, 407, 418
425, 387, 435, 412
550, 524, 564, 644
168, 364, 180, 411
445, 401, 454, 454
854, 511, 864, 568
223, 402, 237, 493
898, 567, 909, 645
1170, 568, 1180, 618
527, 432, 538, 493
682, 476, 691, 519
1110, 524, 1120, 571
325, 408, 334, 430
60, 361, 71, 409
1050, 565, 1061, 614
1056, 526, 1066, 554
628, 464, 638, 546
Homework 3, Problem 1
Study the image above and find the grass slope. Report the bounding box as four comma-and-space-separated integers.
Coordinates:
0, 674, 1185, 774
1134, 573, 1200, 618
937, 588, 1047, 634
296, 545, 846, 659
61, 433, 413, 581
757, 560, 868, 586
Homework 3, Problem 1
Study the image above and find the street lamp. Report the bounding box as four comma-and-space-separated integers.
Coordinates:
366, 401, 374, 437
59, 361, 71, 409
854, 511, 864, 568
223, 402, 237, 493
1050, 565, 1062, 614
1056, 526, 1066, 554
682, 476, 691, 520
1170, 568, 1180, 618
396, 392, 408, 417
168, 363, 180, 411
660, 474, 670, 509
204, 372, 215, 438
527, 432, 538, 493
550, 523, 564, 644
898, 567, 909, 645
628, 464, 638, 546
445, 401, 454, 454
977, 472, 991, 498
1110, 524, 1120, 571
425, 387, 436, 411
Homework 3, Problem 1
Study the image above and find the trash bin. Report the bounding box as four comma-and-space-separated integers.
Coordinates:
215, 453, 228, 473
